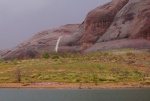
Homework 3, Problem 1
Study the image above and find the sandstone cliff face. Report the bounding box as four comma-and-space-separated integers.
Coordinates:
86, 0, 150, 52
1, 0, 150, 59
98, 0, 150, 42
79, 0, 129, 46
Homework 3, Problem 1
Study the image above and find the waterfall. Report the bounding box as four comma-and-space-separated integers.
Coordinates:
55, 36, 62, 53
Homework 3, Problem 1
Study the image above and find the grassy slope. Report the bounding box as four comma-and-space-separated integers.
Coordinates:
0, 49, 150, 86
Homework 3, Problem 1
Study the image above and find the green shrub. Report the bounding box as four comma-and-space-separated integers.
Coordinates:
42, 52, 50, 59
11, 67, 22, 83
0, 59, 4, 63
26, 50, 36, 59
126, 52, 135, 56
11, 58, 18, 65
92, 73, 99, 85
51, 52, 59, 59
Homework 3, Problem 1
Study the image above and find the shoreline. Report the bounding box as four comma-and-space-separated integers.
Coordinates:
0, 82, 150, 89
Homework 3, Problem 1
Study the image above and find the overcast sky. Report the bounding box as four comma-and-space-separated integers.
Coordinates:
0, 0, 111, 49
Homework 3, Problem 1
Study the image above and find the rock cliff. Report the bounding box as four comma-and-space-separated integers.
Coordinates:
79, 0, 129, 46
86, 0, 150, 52
1, 0, 150, 59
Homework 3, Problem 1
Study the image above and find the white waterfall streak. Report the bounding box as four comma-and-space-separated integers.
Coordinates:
55, 36, 62, 53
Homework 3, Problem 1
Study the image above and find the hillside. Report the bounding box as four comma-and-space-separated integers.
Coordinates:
1, 24, 82, 59
1, 0, 150, 59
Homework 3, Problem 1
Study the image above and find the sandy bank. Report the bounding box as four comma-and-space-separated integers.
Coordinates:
0, 82, 150, 89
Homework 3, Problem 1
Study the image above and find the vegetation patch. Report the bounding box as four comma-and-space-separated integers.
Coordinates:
0, 49, 149, 86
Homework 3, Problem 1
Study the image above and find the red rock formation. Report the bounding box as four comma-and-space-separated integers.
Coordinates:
86, 0, 150, 52
1, 0, 150, 59
79, 0, 129, 47
98, 0, 150, 42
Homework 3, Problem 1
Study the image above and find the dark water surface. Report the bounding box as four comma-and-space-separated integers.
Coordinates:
0, 88, 150, 101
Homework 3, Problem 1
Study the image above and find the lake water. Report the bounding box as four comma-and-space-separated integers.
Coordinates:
0, 88, 150, 101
